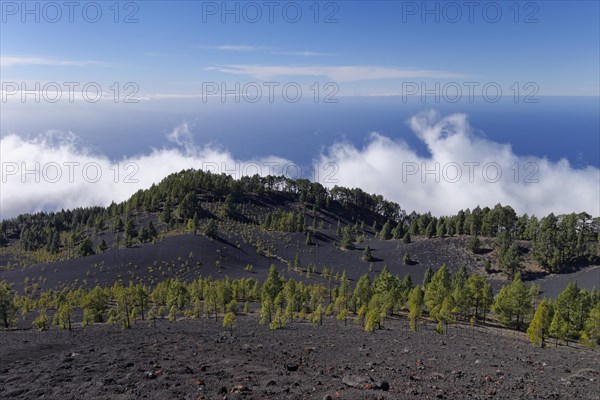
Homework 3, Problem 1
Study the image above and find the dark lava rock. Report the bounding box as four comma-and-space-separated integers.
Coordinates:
342, 374, 389, 391
231, 384, 251, 393
144, 371, 157, 380
286, 363, 299, 372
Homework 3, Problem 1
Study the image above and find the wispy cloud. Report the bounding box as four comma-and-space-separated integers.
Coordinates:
0, 55, 107, 68
270, 51, 334, 57
196, 44, 271, 52
205, 64, 467, 82
197, 44, 332, 57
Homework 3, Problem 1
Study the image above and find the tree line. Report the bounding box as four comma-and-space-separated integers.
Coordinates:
1, 265, 598, 349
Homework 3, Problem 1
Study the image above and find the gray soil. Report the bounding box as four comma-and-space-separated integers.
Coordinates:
1, 314, 598, 400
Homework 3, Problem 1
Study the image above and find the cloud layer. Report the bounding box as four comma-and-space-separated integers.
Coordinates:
0, 124, 291, 220
205, 65, 466, 82
319, 110, 600, 216
1, 111, 598, 220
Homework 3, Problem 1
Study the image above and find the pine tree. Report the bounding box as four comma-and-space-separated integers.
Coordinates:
53, 289, 76, 331
223, 312, 236, 336
97, 239, 108, 253
112, 216, 124, 232
580, 302, 600, 348
0, 280, 18, 329
82, 285, 108, 326
365, 294, 382, 333
469, 235, 481, 254
148, 221, 157, 239
362, 245, 373, 262
392, 222, 404, 239
78, 237, 94, 257
111, 283, 134, 329
408, 285, 424, 331
492, 274, 531, 329
191, 211, 200, 235
133, 284, 149, 321
500, 243, 522, 278
306, 231, 313, 245
437, 296, 456, 334
124, 218, 137, 239
353, 274, 372, 311
403, 251, 412, 265
467, 274, 492, 319
451, 265, 471, 321
425, 220, 435, 238
33, 310, 50, 331
527, 299, 552, 348
424, 265, 451, 321
422, 266, 433, 288
311, 303, 324, 326
402, 232, 411, 244
203, 219, 217, 238
549, 282, 580, 346
340, 227, 354, 250
379, 221, 393, 240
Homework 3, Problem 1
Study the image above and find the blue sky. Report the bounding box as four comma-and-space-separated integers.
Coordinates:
2, 1, 599, 96
1, 1, 599, 219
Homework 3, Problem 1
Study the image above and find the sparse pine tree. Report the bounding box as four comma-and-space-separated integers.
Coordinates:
362, 245, 373, 262
424, 265, 451, 321
580, 302, 600, 348
379, 221, 393, 240
402, 232, 411, 244
33, 310, 49, 331
78, 237, 94, 257
422, 266, 434, 289
527, 299, 552, 348
340, 228, 354, 250
223, 312, 236, 336
0, 281, 18, 329
469, 235, 481, 254
408, 285, 424, 331
168, 305, 178, 321
97, 239, 108, 253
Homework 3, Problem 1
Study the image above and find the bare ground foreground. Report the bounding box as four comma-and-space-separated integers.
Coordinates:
1, 315, 598, 400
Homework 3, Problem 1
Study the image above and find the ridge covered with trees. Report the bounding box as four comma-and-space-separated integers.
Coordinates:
1, 169, 598, 280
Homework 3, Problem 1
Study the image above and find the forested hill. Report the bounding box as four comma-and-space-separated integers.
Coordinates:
1, 169, 599, 277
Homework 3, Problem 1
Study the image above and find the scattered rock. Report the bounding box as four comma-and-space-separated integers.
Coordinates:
230, 385, 251, 393
144, 371, 157, 380
342, 374, 389, 391
286, 363, 299, 372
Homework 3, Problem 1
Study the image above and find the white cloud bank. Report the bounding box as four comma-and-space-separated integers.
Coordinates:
318, 110, 600, 217
1, 111, 598, 220
0, 124, 291, 220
